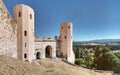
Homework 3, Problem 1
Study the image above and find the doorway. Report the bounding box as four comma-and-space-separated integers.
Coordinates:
36, 52, 41, 59
45, 45, 52, 58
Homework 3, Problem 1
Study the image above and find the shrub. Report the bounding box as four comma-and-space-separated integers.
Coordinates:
75, 58, 83, 65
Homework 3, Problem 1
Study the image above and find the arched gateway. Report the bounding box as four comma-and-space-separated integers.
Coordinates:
36, 52, 41, 59
45, 45, 52, 58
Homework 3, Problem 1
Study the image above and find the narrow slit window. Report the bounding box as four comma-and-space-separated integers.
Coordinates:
25, 43, 27, 47
65, 36, 67, 39
30, 14, 32, 19
68, 26, 70, 29
18, 12, 21, 17
59, 36, 61, 39
62, 26, 63, 30
24, 31, 27, 36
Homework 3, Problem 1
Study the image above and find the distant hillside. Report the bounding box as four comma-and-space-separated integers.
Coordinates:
88, 39, 120, 43
74, 39, 120, 44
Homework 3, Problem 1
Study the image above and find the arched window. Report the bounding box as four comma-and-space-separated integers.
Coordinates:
24, 53, 27, 58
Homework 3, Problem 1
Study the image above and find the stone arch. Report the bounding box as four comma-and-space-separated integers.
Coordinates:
36, 52, 41, 59
45, 45, 52, 58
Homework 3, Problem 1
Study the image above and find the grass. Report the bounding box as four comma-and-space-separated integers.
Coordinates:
0, 55, 111, 75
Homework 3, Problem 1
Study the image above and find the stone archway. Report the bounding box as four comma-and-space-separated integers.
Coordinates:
36, 52, 41, 59
45, 45, 52, 58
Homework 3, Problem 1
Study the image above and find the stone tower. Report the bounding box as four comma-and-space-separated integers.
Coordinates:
60, 22, 75, 63
14, 4, 35, 62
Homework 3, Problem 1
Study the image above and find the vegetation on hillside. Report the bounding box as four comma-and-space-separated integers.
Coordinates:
73, 45, 120, 73
93, 46, 119, 71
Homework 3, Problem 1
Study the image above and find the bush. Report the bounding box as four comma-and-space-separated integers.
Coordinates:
75, 58, 83, 65
113, 59, 120, 73
93, 46, 119, 71
84, 53, 93, 69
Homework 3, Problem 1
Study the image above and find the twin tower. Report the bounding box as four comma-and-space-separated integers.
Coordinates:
14, 4, 75, 63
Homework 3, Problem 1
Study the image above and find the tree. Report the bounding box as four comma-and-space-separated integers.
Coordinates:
73, 45, 85, 58
84, 53, 93, 69
93, 46, 119, 71
73, 46, 80, 58
114, 60, 120, 73
114, 52, 120, 59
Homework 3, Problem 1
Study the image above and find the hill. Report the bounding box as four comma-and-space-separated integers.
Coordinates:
74, 39, 120, 44
87, 39, 120, 43
0, 56, 114, 75
0, 56, 98, 75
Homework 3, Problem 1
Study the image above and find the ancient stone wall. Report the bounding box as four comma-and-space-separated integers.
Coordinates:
0, 0, 17, 58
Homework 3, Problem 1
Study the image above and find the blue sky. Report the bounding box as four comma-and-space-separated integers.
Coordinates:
3, 0, 120, 41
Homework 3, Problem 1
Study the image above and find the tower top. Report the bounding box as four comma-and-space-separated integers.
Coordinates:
60, 22, 72, 25
14, 4, 34, 12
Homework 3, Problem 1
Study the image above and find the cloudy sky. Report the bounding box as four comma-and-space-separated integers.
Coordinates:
3, 0, 120, 41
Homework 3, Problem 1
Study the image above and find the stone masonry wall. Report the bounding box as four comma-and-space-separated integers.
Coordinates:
60, 22, 75, 64
0, 0, 17, 58
14, 4, 35, 62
